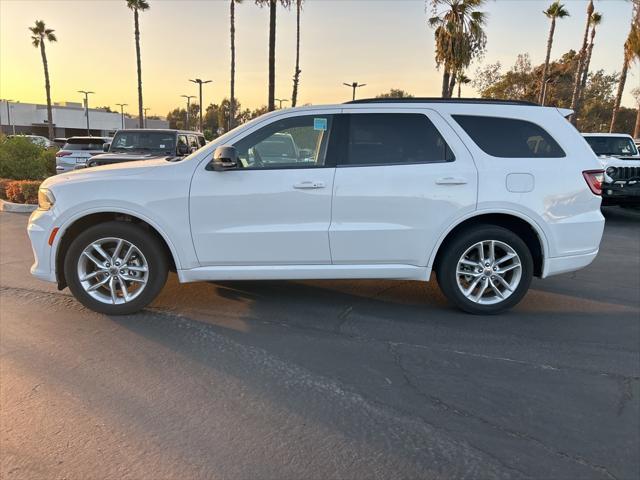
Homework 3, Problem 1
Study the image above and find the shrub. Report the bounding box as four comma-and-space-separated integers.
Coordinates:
40, 148, 57, 177
0, 178, 12, 200
5, 180, 42, 204
0, 137, 49, 180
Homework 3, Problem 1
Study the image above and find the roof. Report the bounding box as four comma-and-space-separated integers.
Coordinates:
345, 97, 539, 106
66, 136, 111, 141
115, 128, 202, 134
582, 133, 634, 138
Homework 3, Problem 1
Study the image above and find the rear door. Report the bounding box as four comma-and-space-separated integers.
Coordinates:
329, 108, 477, 266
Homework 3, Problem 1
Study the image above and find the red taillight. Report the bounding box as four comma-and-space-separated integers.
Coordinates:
583, 169, 604, 196
56, 151, 72, 158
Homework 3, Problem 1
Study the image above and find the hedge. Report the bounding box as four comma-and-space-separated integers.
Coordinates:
3, 180, 42, 204
0, 136, 55, 181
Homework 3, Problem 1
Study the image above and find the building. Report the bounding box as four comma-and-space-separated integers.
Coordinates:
0, 100, 169, 138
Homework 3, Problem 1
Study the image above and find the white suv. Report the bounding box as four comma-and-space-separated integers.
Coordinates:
28, 99, 605, 315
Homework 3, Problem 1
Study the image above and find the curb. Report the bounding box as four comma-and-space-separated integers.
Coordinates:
0, 199, 38, 213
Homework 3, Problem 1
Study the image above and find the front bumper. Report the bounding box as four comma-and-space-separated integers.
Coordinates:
602, 181, 640, 206
27, 208, 57, 283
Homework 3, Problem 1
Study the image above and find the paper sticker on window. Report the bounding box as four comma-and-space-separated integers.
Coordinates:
314, 118, 328, 131
160, 144, 165, 148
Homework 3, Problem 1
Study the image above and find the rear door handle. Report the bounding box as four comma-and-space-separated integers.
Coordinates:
293, 181, 325, 189
436, 177, 468, 185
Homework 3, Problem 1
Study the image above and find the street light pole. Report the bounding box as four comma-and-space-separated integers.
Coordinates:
78, 90, 95, 135
275, 98, 289, 109
189, 78, 212, 132
143, 107, 151, 128
3, 100, 14, 135
180, 95, 196, 130
116, 103, 128, 129
343, 82, 367, 101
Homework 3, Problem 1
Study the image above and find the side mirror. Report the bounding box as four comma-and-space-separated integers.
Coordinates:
211, 145, 238, 171
102, 143, 110, 152
177, 143, 190, 155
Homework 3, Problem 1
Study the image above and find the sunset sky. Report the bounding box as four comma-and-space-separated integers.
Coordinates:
1, 0, 638, 117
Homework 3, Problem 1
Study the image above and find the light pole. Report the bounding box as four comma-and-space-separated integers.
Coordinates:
116, 103, 128, 129
78, 90, 94, 135
181, 95, 196, 130
541, 78, 553, 106
343, 82, 367, 101
3, 99, 15, 135
275, 98, 289, 109
189, 78, 212, 132
143, 107, 151, 127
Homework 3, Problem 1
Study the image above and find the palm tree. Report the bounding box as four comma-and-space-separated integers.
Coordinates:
456, 71, 471, 97
126, 0, 150, 128
569, 0, 593, 123
230, 0, 243, 129
538, 2, 569, 104
255, 0, 291, 111
29, 20, 57, 140
428, 0, 487, 99
611, 5, 640, 133
577, 12, 602, 104
291, 0, 303, 107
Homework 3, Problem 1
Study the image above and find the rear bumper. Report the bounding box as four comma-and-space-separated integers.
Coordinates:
542, 249, 599, 278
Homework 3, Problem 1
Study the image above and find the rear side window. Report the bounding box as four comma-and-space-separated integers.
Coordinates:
452, 115, 565, 158
341, 113, 454, 166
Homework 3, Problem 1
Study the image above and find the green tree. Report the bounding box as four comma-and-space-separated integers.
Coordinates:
455, 71, 471, 97
230, 0, 243, 129
29, 20, 57, 140
375, 88, 414, 99
611, 1, 640, 133
255, 0, 292, 111
126, 0, 150, 128
569, 0, 594, 123
539, 2, 570, 104
578, 11, 602, 103
428, 0, 487, 98
291, 0, 303, 107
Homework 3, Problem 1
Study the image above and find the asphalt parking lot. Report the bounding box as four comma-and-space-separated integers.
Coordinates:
1, 208, 638, 480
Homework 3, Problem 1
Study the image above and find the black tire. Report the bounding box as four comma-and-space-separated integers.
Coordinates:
64, 221, 168, 315
436, 225, 534, 315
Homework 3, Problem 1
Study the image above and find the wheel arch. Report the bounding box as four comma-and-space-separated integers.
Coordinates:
53, 210, 180, 289
429, 211, 548, 277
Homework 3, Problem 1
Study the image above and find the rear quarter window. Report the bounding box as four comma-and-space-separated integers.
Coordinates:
452, 115, 565, 158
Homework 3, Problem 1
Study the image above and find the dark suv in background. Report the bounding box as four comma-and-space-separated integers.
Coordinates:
87, 129, 206, 167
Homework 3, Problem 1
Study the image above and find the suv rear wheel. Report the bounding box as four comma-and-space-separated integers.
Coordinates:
64, 221, 168, 315
436, 226, 533, 314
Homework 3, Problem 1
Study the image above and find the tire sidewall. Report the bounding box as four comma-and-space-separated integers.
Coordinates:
437, 226, 534, 314
64, 221, 168, 315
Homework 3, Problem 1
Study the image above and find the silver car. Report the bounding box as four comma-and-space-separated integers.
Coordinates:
55, 136, 112, 174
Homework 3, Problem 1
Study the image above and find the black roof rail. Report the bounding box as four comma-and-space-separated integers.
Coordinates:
344, 97, 540, 106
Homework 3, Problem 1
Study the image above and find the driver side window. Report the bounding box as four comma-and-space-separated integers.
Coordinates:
233, 115, 333, 169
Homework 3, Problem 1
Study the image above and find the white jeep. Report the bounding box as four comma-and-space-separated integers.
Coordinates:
28, 99, 605, 315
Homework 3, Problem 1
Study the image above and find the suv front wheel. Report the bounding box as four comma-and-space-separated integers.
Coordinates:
436, 226, 533, 314
64, 221, 168, 315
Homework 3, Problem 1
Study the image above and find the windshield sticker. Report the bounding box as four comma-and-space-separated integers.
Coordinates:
159, 144, 165, 148
314, 118, 328, 131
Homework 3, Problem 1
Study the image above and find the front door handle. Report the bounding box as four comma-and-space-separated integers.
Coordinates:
436, 177, 468, 185
293, 181, 325, 189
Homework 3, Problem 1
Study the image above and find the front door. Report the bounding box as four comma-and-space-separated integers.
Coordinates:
190, 112, 337, 266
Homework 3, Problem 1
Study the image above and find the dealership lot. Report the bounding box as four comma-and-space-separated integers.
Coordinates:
1, 208, 638, 479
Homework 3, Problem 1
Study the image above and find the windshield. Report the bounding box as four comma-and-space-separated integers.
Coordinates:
63, 138, 107, 151
111, 131, 175, 154
585, 136, 639, 157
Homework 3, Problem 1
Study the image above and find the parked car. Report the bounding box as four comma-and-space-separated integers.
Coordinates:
53, 138, 67, 149
7, 134, 56, 148
583, 133, 640, 207
87, 129, 206, 167
55, 136, 112, 174
28, 98, 605, 315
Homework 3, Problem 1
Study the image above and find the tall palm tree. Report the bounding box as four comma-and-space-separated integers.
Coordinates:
255, 0, 291, 111
578, 12, 602, 103
291, 0, 303, 107
456, 71, 471, 98
538, 2, 569, 104
428, 0, 487, 98
569, 0, 593, 123
126, 0, 150, 128
611, 4, 640, 133
29, 20, 57, 140
230, 0, 243, 129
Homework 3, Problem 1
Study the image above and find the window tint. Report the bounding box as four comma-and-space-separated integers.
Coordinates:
111, 131, 176, 154
62, 139, 107, 151
340, 113, 454, 166
584, 136, 638, 157
188, 135, 200, 149
453, 115, 565, 158
233, 115, 332, 169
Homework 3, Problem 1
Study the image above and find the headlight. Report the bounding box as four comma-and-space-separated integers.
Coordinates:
38, 188, 55, 210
